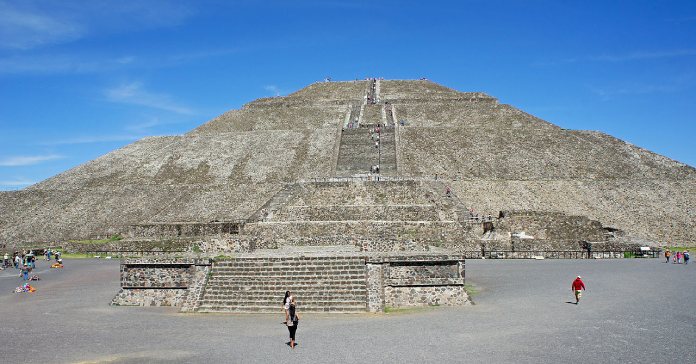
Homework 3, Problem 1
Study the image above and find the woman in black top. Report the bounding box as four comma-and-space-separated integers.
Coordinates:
286, 302, 300, 348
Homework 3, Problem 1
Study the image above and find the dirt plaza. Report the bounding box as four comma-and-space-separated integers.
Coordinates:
1, 257, 694, 363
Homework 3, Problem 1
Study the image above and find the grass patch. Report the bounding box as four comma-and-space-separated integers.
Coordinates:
191, 244, 202, 253
68, 235, 123, 244
464, 283, 479, 298
664, 246, 695, 252
57, 253, 94, 259
213, 255, 234, 261
384, 305, 438, 314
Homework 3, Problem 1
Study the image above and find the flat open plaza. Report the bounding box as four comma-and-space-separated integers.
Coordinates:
1, 258, 694, 363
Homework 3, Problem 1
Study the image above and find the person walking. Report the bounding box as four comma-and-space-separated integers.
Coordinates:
286, 302, 300, 349
664, 250, 671, 263
3, 252, 8, 268
571, 276, 585, 304
683, 250, 689, 265
676, 251, 682, 264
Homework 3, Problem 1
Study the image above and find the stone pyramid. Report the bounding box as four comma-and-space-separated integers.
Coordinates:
0, 79, 694, 246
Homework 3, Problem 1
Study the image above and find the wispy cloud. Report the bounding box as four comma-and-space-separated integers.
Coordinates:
535, 49, 696, 66
105, 82, 194, 115
264, 85, 282, 96
0, 1, 83, 50
0, 154, 64, 167
588, 73, 694, 101
0, 177, 35, 187
0, 54, 137, 74
586, 49, 696, 62
35, 135, 142, 146
0, 0, 193, 50
124, 116, 188, 133
666, 16, 696, 23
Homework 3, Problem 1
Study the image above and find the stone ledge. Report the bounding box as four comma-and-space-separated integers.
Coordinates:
385, 278, 464, 286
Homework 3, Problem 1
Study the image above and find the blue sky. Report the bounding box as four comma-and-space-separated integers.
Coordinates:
1, 0, 695, 190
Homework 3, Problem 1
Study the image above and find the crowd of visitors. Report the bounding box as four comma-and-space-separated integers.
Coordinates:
1, 248, 64, 293
664, 249, 690, 264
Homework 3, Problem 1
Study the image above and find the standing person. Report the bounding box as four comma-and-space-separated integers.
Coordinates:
286, 302, 300, 349
665, 250, 671, 263
571, 276, 585, 304
3, 252, 8, 268
282, 291, 291, 323
676, 251, 682, 264
683, 250, 690, 265
20, 265, 29, 281
14, 254, 20, 269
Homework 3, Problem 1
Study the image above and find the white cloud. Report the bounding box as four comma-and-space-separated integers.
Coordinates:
0, 154, 64, 167
264, 85, 282, 96
105, 82, 194, 115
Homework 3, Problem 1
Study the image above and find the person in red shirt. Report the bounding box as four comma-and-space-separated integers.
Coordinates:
571, 276, 585, 304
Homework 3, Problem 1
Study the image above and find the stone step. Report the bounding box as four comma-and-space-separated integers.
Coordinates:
211, 269, 366, 274
209, 279, 366, 285
203, 288, 366, 295
210, 272, 366, 277
202, 294, 366, 302
199, 300, 367, 307
208, 276, 365, 282
207, 282, 366, 289
213, 267, 364, 272
212, 268, 365, 273
216, 257, 365, 263
196, 305, 367, 313
213, 263, 365, 269
206, 281, 366, 287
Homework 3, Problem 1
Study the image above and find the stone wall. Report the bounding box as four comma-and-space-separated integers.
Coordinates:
127, 222, 242, 239
497, 210, 606, 242
365, 254, 468, 311
111, 258, 211, 307
244, 221, 465, 242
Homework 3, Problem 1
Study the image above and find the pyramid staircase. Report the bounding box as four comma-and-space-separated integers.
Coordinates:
196, 256, 368, 313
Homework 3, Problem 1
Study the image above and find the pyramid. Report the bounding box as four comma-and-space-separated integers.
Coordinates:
0, 79, 694, 247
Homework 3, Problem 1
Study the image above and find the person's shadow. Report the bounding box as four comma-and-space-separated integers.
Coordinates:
565, 301, 578, 305
285, 342, 299, 347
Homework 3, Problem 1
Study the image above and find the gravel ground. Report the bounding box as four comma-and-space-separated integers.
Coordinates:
0, 257, 694, 363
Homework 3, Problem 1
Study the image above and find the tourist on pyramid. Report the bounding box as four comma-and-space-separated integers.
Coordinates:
571, 276, 585, 304
286, 302, 300, 349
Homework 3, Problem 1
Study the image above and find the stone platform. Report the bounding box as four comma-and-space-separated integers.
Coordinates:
111, 251, 468, 313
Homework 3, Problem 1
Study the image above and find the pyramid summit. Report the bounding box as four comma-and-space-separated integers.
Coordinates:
1, 79, 694, 248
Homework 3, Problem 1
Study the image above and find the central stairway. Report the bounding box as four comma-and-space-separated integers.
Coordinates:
196, 256, 368, 312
